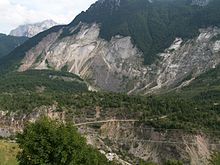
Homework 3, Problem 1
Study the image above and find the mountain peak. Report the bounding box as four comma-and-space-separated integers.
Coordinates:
39, 19, 57, 26
9, 20, 59, 38
97, 0, 120, 4
95, 0, 121, 10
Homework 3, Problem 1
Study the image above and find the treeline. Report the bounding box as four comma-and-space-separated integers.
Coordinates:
16, 117, 117, 165
0, 34, 27, 58
0, 90, 219, 134
15, 117, 220, 165
0, 70, 88, 93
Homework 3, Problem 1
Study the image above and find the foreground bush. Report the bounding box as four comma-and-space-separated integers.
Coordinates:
16, 117, 114, 165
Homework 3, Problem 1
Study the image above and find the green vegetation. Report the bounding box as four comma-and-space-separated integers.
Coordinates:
209, 152, 220, 165
16, 117, 115, 165
1, 0, 220, 75
139, 159, 183, 165
0, 64, 219, 133
0, 89, 219, 134
0, 135, 215, 165
0, 26, 63, 74
0, 0, 219, 164
164, 160, 183, 165
0, 70, 88, 114
176, 64, 220, 103
0, 34, 27, 59
0, 70, 88, 93
185, 64, 220, 90
0, 140, 18, 165
139, 161, 158, 165
71, 0, 220, 64
0, 66, 219, 135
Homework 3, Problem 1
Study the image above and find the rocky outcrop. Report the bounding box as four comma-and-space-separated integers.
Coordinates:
73, 119, 220, 165
9, 20, 58, 38
18, 23, 220, 94
1, 107, 219, 165
191, 0, 211, 6
0, 104, 65, 137
19, 23, 144, 92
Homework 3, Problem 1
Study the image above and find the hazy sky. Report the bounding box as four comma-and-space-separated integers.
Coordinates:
0, 0, 97, 34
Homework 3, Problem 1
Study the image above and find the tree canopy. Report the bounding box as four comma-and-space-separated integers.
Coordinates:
209, 152, 220, 165
16, 117, 115, 165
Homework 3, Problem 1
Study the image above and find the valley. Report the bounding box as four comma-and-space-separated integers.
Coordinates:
0, 0, 220, 164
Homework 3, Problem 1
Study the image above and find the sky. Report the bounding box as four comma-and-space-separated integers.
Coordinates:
0, 0, 97, 34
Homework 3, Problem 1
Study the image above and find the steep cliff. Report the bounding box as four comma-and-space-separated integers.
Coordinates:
0, 0, 220, 94
18, 23, 220, 94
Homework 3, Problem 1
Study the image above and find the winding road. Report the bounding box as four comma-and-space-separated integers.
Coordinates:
74, 119, 138, 126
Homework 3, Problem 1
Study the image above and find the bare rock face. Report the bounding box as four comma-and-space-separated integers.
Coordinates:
97, 121, 220, 165
191, 0, 211, 6
9, 20, 58, 38
1, 107, 219, 165
18, 22, 220, 94
19, 23, 144, 92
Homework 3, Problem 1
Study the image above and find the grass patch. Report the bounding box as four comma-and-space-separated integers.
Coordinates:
0, 140, 19, 165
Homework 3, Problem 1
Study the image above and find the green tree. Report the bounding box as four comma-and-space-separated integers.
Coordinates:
139, 161, 158, 165
164, 160, 183, 165
16, 117, 114, 165
209, 152, 220, 165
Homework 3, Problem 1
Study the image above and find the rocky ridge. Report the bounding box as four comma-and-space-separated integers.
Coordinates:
18, 23, 220, 94
9, 20, 58, 38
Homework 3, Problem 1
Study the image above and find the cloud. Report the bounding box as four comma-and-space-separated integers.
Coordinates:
0, 0, 96, 34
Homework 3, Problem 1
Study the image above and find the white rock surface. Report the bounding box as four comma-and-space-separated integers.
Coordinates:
18, 23, 220, 94
213, 40, 220, 52
9, 20, 58, 38
191, 0, 210, 6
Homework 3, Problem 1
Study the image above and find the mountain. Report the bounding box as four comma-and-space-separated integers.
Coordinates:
0, 33, 28, 58
71, 0, 220, 64
9, 20, 58, 38
0, 0, 220, 164
1, 0, 219, 94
